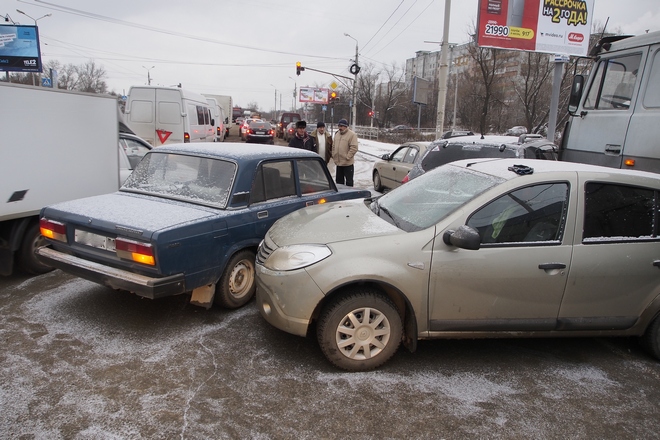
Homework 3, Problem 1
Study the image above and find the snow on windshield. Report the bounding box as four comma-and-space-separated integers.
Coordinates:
122, 152, 236, 208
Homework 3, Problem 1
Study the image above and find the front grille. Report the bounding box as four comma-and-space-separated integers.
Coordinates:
256, 234, 277, 265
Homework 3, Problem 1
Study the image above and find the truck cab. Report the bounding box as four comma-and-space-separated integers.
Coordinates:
561, 31, 660, 172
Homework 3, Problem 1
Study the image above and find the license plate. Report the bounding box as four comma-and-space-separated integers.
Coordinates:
256, 130, 265, 134
75, 230, 116, 251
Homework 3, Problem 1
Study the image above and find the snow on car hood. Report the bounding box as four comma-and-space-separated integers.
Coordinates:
267, 199, 399, 246
44, 192, 218, 233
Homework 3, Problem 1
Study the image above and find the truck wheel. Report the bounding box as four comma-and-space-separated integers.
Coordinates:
373, 170, 383, 192
317, 289, 402, 371
642, 314, 660, 360
17, 222, 54, 275
214, 250, 256, 309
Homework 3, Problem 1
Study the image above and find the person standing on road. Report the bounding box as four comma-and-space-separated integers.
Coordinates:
332, 119, 358, 186
310, 121, 332, 164
288, 120, 316, 151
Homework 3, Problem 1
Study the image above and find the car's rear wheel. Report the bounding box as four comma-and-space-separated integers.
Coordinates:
317, 289, 402, 371
373, 171, 383, 192
215, 250, 256, 309
17, 222, 54, 275
642, 314, 660, 360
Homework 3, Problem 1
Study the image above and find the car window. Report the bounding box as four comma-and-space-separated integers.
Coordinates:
120, 138, 151, 169
404, 147, 419, 164
122, 153, 236, 208
467, 183, 568, 244
421, 144, 517, 172
584, 53, 641, 110
297, 159, 333, 195
250, 161, 297, 204
583, 183, 655, 242
391, 147, 409, 162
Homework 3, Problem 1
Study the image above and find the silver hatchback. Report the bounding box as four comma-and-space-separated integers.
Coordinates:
256, 158, 660, 371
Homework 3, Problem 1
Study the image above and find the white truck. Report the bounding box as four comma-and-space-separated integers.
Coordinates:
203, 94, 232, 139
561, 31, 660, 172
0, 83, 121, 276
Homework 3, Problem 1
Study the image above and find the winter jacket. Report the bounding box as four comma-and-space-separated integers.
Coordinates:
288, 132, 316, 152
310, 129, 333, 163
332, 128, 358, 166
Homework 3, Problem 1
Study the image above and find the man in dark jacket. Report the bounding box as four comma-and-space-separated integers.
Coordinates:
288, 120, 316, 151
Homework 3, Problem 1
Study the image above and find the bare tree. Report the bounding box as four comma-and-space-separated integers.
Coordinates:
512, 52, 553, 133
467, 43, 505, 134
75, 60, 107, 93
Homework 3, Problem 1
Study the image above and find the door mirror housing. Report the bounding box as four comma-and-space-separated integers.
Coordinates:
443, 225, 481, 250
568, 75, 585, 115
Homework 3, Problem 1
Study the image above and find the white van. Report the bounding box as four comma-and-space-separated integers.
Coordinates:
561, 31, 660, 172
125, 86, 214, 146
205, 97, 226, 142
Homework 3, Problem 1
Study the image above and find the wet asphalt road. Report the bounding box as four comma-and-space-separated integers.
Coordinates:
2, 269, 660, 439
2, 126, 660, 438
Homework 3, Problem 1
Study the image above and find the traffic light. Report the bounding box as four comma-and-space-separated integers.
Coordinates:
368, 110, 374, 118
330, 91, 337, 103
296, 61, 304, 76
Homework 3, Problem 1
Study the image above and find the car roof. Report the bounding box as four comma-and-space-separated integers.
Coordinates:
154, 142, 319, 161
446, 158, 660, 182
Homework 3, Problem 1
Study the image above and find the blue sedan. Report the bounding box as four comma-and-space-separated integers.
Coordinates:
37, 143, 370, 309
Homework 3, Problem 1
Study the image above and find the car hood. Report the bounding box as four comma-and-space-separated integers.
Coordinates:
43, 192, 219, 234
267, 199, 399, 246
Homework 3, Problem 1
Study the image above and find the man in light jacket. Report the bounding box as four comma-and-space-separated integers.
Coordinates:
310, 121, 332, 163
332, 119, 358, 186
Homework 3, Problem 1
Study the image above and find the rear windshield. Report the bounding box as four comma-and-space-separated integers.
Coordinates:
281, 114, 300, 124
421, 144, 518, 172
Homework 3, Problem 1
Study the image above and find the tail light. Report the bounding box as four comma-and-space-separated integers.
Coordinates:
40, 218, 66, 242
116, 237, 155, 266
217, 127, 222, 135
184, 132, 190, 142
401, 174, 410, 184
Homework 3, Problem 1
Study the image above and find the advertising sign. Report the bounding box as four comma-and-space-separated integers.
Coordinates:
299, 87, 329, 104
0, 25, 43, 72
477, 0, 594, 56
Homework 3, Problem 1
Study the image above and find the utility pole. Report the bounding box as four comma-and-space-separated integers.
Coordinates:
345, 33, 359, 130
143, 66, 155, 85
435, 0, 451, 139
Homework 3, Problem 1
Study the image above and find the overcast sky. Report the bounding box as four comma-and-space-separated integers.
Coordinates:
7, 0, 660, 111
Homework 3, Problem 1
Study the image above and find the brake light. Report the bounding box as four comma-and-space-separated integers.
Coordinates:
184, 132, 190, 143
217, 127, 222, 135
40, 218, 66, 242
115, 237, 155, 266
401, 174, 409, 184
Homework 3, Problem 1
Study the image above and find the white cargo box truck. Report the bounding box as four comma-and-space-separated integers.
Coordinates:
0, 83, 120, 276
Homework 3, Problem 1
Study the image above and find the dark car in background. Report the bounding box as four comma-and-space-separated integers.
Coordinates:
403, 135, 557, 183
245, 121, 275, 144
37, 143, 370, 310
283, 122, 296, 142
277, 112, 301, 138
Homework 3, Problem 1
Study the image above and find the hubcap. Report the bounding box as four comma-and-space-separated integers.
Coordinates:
335, 307, 391, 360
228, 259, 254, 299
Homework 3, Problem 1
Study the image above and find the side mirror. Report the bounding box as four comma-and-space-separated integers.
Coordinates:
225, 117, 229, 124
381, 153, 391, 160
211, 118, 215, 126
568, 75, 584, 115
442, 225, 481, 250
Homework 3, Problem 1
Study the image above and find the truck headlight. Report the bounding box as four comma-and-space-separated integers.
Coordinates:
264, 245, 331, 271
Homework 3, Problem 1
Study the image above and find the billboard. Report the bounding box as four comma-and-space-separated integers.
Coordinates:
477, 0, 594, 56
299, 87, 329, 104
0, 25, 42, 72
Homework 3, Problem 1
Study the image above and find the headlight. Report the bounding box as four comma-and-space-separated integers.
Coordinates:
263, 244, 331, 271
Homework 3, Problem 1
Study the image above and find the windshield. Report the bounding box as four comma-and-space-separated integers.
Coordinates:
122, 152, 237, 208
372, 164, 504, 231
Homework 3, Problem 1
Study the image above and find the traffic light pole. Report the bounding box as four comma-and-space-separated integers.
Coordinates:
297, 66, 354, 82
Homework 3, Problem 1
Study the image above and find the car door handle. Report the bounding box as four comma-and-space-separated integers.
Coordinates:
653, 260, 660, 268
257, 211, 268, 219
538, 263, 566, 270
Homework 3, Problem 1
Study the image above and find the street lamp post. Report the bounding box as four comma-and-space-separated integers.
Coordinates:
270, 84, 278, 121
344, 33, 358, 130
142, 66, 155, 85
16, 10, 52, 86
288, 76, 297, 112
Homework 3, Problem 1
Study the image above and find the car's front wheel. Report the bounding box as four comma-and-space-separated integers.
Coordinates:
642, 314, 660, 360
373, 170, 383, 192
215, 250, 256, 309
317, 289, 402, 371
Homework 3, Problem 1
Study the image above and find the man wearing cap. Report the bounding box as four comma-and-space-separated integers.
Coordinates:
332, 119, 358, 186
310, 121, 332, 163
288, 120, 316, 151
